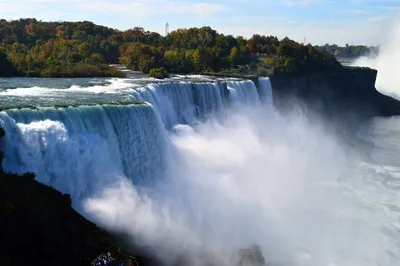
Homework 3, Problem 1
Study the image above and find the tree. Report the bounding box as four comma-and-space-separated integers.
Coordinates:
0, 19, 345, 77
56, 25, 68, 40
149, 67, 168, 79
230, 46, 240, 67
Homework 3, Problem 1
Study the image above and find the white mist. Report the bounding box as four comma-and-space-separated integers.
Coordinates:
355, 15, 400, 99
1, 79, 397, 266
85, 107, 396, 266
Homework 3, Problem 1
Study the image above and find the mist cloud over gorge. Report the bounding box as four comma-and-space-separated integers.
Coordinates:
83, 106, 391, 266
355, 15, 400, 100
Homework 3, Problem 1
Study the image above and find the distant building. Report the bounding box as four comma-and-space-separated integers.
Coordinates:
165, 22, 169, 36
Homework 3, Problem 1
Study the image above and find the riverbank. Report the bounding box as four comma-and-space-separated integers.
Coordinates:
0, 63, 125, 78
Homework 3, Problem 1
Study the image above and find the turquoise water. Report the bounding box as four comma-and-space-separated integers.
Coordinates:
0, 75, 240, 108
0, 77, 135, 108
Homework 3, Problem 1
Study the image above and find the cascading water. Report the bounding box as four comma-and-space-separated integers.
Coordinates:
0, 77, 271, 197
0, 104, 169, 200
191, 82, 226, 122
258, 77, 274, 106
227, 80, 260, 106
129, 82, 197, 129
128, 79, 266, 129
6, 76, 400, 266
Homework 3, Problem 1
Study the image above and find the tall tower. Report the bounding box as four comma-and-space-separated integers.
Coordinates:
165, 22, 169, 36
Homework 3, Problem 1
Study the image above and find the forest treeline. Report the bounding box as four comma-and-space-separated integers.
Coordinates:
314, 43, 379, 58
0, 18, 344, 77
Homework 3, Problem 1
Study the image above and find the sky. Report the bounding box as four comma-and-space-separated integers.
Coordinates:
1, 0, 400, 45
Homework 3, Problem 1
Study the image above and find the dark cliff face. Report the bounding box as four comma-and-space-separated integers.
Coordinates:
270, 67, 400, 119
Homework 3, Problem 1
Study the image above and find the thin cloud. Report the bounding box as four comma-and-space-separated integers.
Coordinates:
194, 3, 227, 17
160, 2, 228, 17
368, 16, 388, 22
283, 0, 328, 6
76, 1, 228, 19
346, 9, 373, 14
383, 6, 400, 11
78, 1, 151, 16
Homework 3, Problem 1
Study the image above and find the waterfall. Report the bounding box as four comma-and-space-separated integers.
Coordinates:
0, 104, 168, 199
258, 77, 273, 106
2, 76, 399, 266
129, 82, 197, 129
129, 82, 227, 129
227, 80, 261, 106
191, 82, 225, 121
128, 78, 272, 129
0, 76, 273, 200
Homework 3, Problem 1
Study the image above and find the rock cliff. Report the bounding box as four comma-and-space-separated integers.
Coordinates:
270, 67, 400, 118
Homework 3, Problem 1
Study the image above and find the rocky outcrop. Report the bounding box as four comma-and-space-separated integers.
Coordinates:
238, 245, 266, 266
270, 67, 400, 118
0, 129, 146, 266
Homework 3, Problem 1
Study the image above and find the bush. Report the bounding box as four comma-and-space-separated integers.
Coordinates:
148, 67, 168, 79
39, 63, 125, 78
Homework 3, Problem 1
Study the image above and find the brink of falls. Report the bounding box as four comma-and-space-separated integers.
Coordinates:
0, 77, 273, 199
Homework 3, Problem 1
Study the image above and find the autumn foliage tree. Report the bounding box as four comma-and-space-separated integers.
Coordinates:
0, 18, 342, 77
273, 38, 342, 73
230, 47, 240, 67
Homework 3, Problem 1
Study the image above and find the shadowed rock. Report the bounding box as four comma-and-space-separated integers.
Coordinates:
238, 245, 266, 266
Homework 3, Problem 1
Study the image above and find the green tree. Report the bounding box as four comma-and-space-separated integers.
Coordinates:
149, 67, 168, 79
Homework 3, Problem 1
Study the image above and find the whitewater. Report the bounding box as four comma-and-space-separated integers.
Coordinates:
0, 76, 400, 266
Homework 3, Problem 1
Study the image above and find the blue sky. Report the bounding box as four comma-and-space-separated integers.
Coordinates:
1, 0, 400, 45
